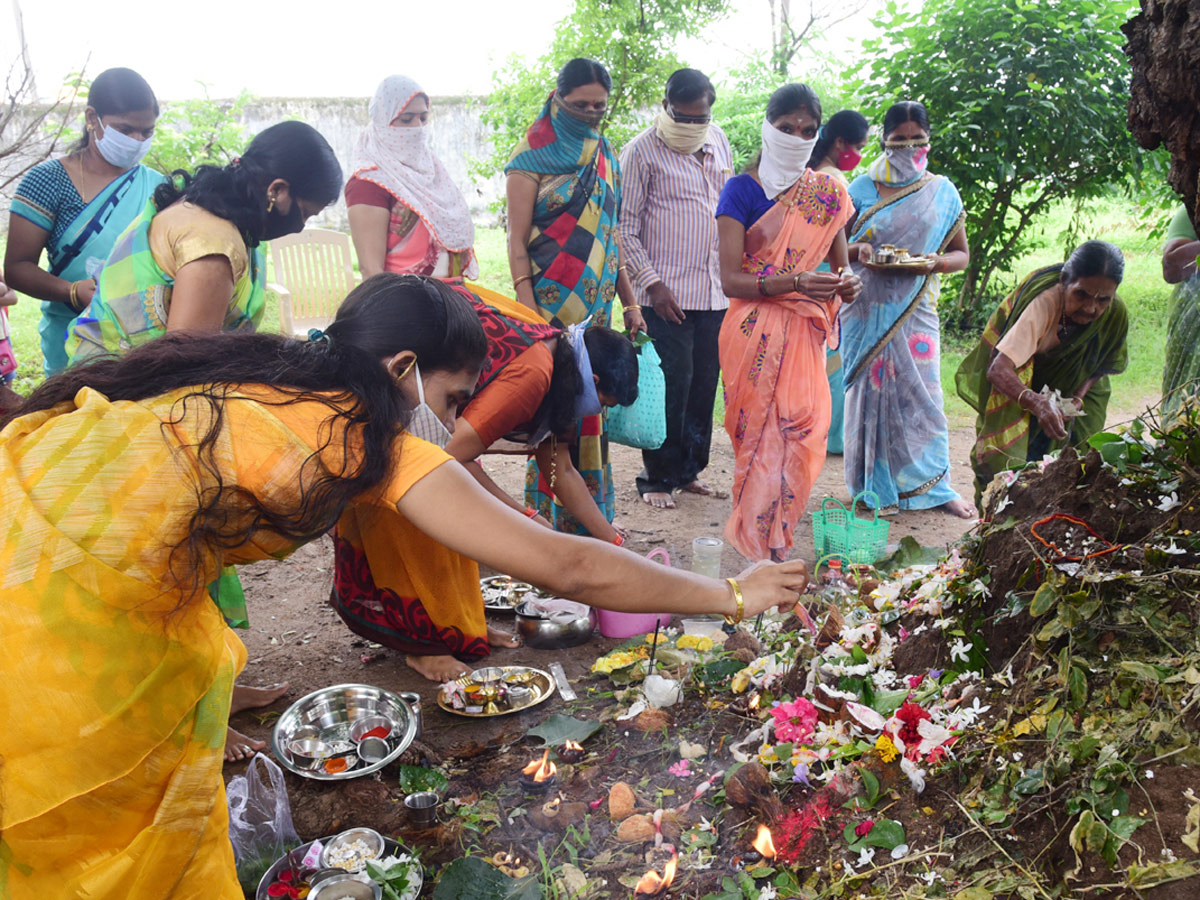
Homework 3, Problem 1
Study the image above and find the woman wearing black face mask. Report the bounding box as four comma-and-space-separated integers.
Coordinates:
66, 120, 342, 365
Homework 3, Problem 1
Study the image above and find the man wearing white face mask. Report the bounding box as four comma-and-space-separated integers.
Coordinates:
619, 69, 734, 509
346, 75, 478, 281
6, 67, 165, 376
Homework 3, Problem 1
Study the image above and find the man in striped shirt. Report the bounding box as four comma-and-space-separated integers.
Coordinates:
619, 68, 734, 509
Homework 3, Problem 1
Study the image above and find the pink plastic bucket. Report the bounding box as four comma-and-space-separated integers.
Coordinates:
595, 549, 673, 638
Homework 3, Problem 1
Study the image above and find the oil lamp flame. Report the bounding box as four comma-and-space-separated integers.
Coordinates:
522, 749, 558, 782
634, 852, 678, 895
748, 693, 762, 711
563, 740, 584, 751
751, 824, 777, 860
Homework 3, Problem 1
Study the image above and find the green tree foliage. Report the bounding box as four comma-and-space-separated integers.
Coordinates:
854, 0, 1153, 324
144, 87, 254, 176
476, 0, 730, 180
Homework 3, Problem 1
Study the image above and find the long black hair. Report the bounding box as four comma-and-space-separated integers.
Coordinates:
77, 67, 159, 150
537, 326, 639, 436
881, 101, 931, 143
152, 121, 343, 248
556, 58, 612, 95
2, 277, 486, 601
807, 109, 869, 168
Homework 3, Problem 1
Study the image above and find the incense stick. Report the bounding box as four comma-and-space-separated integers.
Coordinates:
647, 619, 662, 673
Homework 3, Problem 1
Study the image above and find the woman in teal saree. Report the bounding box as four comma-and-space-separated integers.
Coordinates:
5, 67, 164, 376
842, 102, 975, 519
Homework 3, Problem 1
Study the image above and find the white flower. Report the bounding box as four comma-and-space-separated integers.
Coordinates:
900, 756, 926, 793
994, 495, 1012, 513
1157, 492, 1181, 512
854, 847, 876, 869
916, 719, 955, 757
756, 886, 778, 900
920, 870, 939, 884
1144, 770, 1154, 780
890, 843, 909, 859
993, 663, 1014, 686
949, 638, 971, 664
1162, 540, 1187, 555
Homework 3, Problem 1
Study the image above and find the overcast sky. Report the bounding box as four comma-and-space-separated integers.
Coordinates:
5, 0, 881, 101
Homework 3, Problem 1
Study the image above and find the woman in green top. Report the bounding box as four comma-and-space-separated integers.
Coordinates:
66, 120, 343, 364
956, 240, 1128, 504
1161, 204, 1200, 417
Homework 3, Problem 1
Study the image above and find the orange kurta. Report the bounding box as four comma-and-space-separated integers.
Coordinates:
0, 385, 451, 899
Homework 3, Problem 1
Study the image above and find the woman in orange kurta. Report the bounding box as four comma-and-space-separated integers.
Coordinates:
715, 84, 861, 562
1, 276, 810, 899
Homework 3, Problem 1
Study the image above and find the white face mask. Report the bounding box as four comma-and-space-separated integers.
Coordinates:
758, 118, 818, 199
94, 119, 153, 169
405, 361, 453, 448
654, 108, 710, 155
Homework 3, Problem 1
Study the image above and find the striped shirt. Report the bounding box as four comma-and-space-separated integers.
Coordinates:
618, 124, 734, 311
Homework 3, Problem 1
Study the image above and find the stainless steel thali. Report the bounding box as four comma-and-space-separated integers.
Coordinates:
437, 665, 555, 718
255, 835, 422, 900
863, 255, 933, 271
481, 575, 545, 613
271, 683, 419, 781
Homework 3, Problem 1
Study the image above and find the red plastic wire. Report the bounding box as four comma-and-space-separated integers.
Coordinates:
1029, 513, 1124, 562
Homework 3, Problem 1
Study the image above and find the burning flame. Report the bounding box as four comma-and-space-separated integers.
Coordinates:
751, 824, 777, 860
634, 853, 678, 895
562, 740, 584, 751
522, 749, 558, 783
748, 693, 761, 711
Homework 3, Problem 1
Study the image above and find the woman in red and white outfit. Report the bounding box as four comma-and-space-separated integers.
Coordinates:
346, 75, 478, 281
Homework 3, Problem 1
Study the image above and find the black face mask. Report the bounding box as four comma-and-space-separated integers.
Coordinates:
260, 198, 306, 241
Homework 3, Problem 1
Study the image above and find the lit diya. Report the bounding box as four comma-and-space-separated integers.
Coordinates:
556, 740, 586, 764
518, 749, 558, 793
730, 824, 777, 870
634, 851, 678, 895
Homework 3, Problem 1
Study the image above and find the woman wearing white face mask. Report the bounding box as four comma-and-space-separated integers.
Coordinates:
714, 84, 863, 563
841, 101, 975, 520
346, 75, 478, 280
5, 67, 165, 376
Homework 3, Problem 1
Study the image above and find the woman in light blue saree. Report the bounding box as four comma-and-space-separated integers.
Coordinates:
842, 102, 976, 518
5, 67, 164, 376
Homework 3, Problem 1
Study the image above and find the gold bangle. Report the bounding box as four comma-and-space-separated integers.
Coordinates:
69, 280, 79, 306
723, 577, 744, 626
621, 306, 639, 315
512, 274, 532, 289
1018, 388, 1035, 408
792, 272, 802, 293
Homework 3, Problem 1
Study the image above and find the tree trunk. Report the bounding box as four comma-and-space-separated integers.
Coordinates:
1123, 0, 1200, 232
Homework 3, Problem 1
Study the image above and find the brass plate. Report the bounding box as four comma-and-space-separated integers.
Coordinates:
863, 256, 932, 271
480, 575, 543, 613
437, 666, 555, 718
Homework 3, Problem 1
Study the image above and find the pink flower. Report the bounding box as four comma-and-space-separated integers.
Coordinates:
906, 674, 924, 689
854, 819, 876, 838
668, 759, 692, 778
770, 698, 819, 744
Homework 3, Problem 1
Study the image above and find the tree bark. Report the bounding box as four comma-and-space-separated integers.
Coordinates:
1124, 0, 1200, 231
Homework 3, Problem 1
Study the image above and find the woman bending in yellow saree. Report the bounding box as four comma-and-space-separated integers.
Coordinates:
0, 277, 810, 900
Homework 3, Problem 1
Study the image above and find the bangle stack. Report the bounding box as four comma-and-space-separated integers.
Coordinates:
792, 272, 803, 293
723, 577, 744, 626
756, 274, 769, 297
68, 280, 90, 313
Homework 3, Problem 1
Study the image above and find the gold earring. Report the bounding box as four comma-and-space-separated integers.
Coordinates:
395, 357, 417, 381
266, 196, 276, 213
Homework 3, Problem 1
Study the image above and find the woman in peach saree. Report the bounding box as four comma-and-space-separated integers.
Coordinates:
715, 84, 860, 561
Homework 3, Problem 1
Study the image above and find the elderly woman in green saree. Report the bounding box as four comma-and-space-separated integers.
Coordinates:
956, 240, 1129, 503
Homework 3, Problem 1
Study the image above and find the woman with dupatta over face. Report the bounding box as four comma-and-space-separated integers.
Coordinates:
956, 241, 1128, 504
0, 283, 810, 896
715, 84, 863, 562
5, 68, 165, 377
504, 58, 642, 542
842, 101, 976, 519
346, 75, 478, 281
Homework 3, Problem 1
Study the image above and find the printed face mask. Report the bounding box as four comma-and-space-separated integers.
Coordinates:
94, 120, 152, 169
882, 142, 930, 183
405, 361, 453, 448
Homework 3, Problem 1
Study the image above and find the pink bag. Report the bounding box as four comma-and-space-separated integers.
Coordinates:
595, 549, 673, 638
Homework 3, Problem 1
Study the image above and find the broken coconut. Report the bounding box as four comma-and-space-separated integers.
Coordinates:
608, 781, 637, 821
616, 813, 657, 842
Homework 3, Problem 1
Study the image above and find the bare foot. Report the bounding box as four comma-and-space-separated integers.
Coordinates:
487, 625, 521, 648
943, 497, 978, 520
230, 682, 289, 715
406, 654, 471, 682
224, 726, 266, 762
642, 491, 676, 509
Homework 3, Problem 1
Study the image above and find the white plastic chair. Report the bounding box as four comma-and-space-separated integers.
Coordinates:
267, 229, 357, 338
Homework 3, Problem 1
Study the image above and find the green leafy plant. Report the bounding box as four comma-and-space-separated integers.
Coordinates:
397, 764, 449, 796
144, 86, 254, 175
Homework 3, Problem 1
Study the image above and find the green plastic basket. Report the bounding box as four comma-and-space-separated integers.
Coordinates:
811, 491, 890, 565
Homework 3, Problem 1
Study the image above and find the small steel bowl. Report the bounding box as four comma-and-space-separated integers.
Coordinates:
471, 666, 506, 686
310, 875, 381, 900
288, 739, 330, 763
515, 600, 595, 649
349, 715, 393, 742
320, 827, 385, 872
507, 684, 533, 707
308, 868, 351, 890
356, 737, 389, 764
290, 725, 320, 742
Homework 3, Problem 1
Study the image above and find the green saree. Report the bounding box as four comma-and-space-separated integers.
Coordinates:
956, 265, 1129, 501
